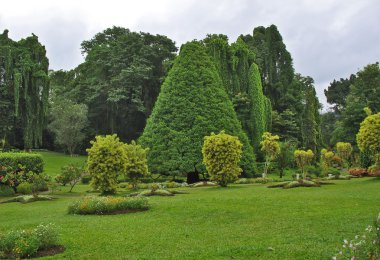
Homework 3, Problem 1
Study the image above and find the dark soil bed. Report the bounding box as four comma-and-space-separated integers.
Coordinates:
32, 245, 66, 258
79, 208, 148, 215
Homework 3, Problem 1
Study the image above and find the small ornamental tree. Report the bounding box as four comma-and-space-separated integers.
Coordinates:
357, 112, 380, 170
58, 164, 83, 192
202, 131, 243, 187
321, 148, 335, 174
260, 132, 280, 178
336, 142, 353, 168
294, 149, 314, 179
86, 135, 126, 194
124, 141, 149, 189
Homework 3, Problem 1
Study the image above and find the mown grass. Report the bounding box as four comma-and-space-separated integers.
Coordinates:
1, 177, 379, 259
38, 151, 87, 176
1, 151, 380, 259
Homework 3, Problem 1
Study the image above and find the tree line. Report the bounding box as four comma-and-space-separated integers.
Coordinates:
3, 24, 374, 179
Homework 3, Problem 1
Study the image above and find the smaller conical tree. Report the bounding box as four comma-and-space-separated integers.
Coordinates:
139, 41, 256, 181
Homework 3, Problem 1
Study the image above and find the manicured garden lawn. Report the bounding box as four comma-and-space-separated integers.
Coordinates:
38, 151, 87, 176
1, 176, 379, 259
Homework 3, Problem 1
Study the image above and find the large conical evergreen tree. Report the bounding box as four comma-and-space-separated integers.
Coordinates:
139, 41, 256, 181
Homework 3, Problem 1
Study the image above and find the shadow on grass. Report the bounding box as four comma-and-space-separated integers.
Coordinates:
363, 177, 380, 183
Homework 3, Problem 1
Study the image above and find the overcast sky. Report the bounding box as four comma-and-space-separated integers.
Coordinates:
1, 0, 380, 109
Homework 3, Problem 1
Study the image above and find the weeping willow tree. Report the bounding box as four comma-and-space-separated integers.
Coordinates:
0, 30, 49, 149
203, 35, 271, 154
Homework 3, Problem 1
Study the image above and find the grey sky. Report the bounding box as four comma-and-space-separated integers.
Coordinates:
1, 0, 379, 109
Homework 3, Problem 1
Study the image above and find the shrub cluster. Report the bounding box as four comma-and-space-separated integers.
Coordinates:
87, 135, 149, 194
0, 223, 59, 259
0, 185, 15, 197
0, 153, 44, 173
348, 168, 368, 177
369, 170, 380, 177
68, 196, 149, 215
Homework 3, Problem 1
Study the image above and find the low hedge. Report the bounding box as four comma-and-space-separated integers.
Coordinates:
0, 153, 44, 173
68, 196, 149, 215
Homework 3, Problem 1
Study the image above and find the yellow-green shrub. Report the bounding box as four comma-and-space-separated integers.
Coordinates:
336, 142, 352, 167
202, 131, 242, 187
86, 135, 126, 194
294, 149, 314, 179
124, 141, 149, 189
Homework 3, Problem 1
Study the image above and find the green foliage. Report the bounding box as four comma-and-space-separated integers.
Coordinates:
0, 30, 50, 149
16, 182, 32, 195
320, 112, 338, 146
124, 141, 149, 188
0, 185, 15, 197
86, 135, 126, 194
68, 196, 149, 215
302, 77, 319, 156
241, 25, 294, 111
321, 149, 335, 175
139, 41, 256, 179
357, 112, 380, 154
0, 223, 59, 259
294, 149, 314, 179
51, 27, 177, 143
336, 142, 353, 167
260, 132, 280, 177
272, 109, 300, 143
357, 112, 380, 170
24, 171, 50, 196
324, 74, 356, 113
277, 141, 295, 178
56, 164, 83, 192
49, 99, 88, 155
325, 63, 380, 147
0, 152, 43, 173
202, 131, 243, 187
203, 35, 270, 156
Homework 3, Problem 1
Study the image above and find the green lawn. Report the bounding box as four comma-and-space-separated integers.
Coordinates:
1, 152, 380, 259
39, 151, 87, 176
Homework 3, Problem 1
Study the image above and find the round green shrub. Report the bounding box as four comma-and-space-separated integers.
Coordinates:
202, 131, 243, 187
16, 182, 32, 195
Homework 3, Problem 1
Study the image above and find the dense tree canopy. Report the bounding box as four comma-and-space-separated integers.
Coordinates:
241, 25, 294, 112
322, 63, 380, 147
0, 30, 50, 149
203, 35, 270, 154
139, 41, 256, 181
50, 27, 177, 144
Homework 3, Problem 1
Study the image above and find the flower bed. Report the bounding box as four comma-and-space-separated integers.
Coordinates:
0, 223, 61, 259
68, 196, 149, 215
